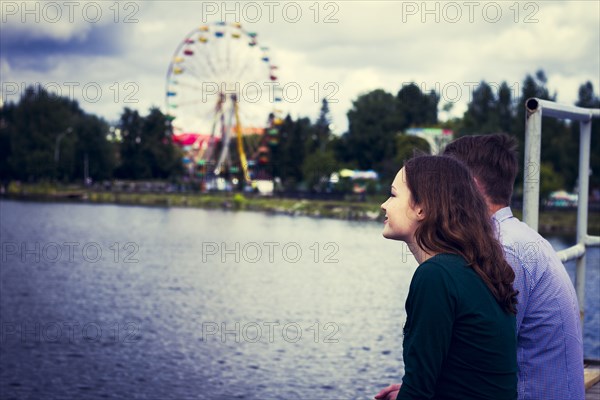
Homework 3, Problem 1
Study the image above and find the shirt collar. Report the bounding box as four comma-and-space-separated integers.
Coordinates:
492, 206, 513, 223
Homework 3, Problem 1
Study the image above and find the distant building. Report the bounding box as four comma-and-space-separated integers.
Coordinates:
405, 128, 454, 154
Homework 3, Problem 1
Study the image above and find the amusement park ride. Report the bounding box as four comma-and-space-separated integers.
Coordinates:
165, 22, 284, 190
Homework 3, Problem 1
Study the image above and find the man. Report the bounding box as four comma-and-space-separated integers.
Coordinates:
376, 134, 584, 400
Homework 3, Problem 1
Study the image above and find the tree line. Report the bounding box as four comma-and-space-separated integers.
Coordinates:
0, 87, 184, 185
1, 70, 598, 197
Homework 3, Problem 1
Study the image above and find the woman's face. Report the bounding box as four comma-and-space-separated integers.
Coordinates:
381, 167, 423, 242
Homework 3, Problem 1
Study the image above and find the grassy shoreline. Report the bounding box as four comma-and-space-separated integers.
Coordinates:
4, 183, 599, 237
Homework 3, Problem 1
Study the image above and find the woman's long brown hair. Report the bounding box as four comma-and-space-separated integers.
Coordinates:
404, 155, 518, 314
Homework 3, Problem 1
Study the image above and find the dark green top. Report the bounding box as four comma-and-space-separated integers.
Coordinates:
397, 254, 517, 400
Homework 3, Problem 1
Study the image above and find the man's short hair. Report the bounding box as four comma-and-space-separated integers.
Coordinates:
442, 134, 519, 206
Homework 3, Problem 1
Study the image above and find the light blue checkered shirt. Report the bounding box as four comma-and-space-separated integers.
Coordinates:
493, 207, 585, 400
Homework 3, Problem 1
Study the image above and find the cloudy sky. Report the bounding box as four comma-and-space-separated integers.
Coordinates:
1, 0, 599, 134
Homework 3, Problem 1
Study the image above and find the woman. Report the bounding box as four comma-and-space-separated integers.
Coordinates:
376, 156, 518, 400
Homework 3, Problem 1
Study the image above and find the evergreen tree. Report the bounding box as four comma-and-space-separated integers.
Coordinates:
497, 82, 514, 134
313, 98, 332, 153
459, 81, 500, 135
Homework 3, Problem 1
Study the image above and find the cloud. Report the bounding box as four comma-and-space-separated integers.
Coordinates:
0, 0, 598, 134
1, 24, 129, 72
0, 1, 152, 72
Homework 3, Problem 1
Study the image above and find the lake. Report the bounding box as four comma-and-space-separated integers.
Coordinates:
1, 200, 598, 399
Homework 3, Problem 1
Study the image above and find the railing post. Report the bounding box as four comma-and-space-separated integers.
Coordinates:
576, 119, 592, 316
524, 97, 600, 342
523, 99, 543, 231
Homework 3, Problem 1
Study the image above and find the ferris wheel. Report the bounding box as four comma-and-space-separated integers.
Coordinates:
165, 22, 283, 185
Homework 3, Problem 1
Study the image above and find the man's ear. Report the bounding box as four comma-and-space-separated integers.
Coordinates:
473, 177, 494, 211
474, 177, 486, 194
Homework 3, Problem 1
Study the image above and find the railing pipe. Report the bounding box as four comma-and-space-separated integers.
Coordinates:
575, 119, 592, 311
527, 98, 600, 121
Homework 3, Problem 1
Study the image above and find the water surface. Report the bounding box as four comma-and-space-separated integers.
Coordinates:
1, 200, 598, 399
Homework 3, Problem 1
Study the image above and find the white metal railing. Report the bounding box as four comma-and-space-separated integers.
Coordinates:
523, 98, 600, 320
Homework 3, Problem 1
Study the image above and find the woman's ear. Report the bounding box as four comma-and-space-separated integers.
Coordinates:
415, 205, 426, 221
